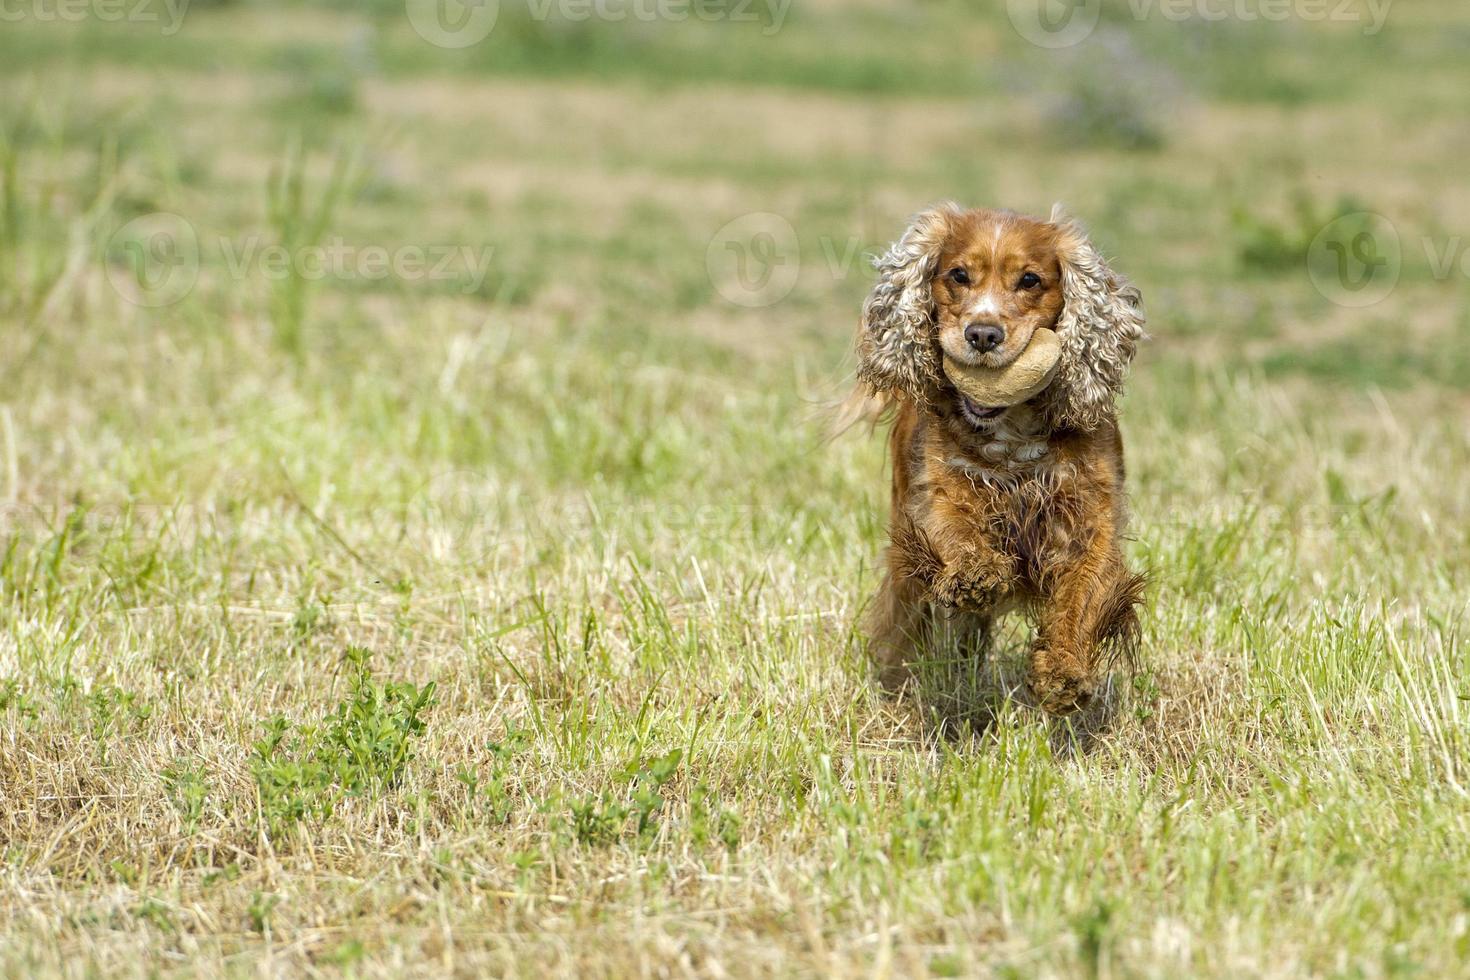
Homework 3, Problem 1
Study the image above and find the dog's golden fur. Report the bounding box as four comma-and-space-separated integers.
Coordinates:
849, 204, 1146, 714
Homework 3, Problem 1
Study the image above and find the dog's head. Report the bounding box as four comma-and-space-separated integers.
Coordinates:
856, 203, 1145, 431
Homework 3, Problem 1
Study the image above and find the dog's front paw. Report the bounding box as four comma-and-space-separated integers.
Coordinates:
1027, 648, 1095, 715
930, 564, 1005, 611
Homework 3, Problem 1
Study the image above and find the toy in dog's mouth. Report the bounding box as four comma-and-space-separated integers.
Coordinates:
944, 328, 1062, 425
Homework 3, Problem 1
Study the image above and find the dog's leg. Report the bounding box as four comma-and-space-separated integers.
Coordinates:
1028, 526, 1144, 715
935, 606, 994, 661
918, 486, 1017, 612
867, 571, 931, 692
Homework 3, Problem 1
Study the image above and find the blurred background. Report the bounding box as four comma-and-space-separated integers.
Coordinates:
4, 0, 1465, 580
3, 0, 1470, 974
6, 0, 1468, 455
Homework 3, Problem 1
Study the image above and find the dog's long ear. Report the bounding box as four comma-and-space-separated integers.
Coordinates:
855, 203, 960, 403
1045, 204, 1147, 431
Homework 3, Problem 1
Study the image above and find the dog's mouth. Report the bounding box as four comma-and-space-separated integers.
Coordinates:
957, 395, 1007, 427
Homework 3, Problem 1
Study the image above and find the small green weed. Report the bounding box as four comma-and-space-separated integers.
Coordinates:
625, 747, 682, 838
88, 685, 152, 756
0, 679, 37, 722
689, 781, 741, 851
132, 898, 176, 934
564, 748, 683, 847
251, 647, 435, 836
247, 892, 279, 934
162, 760, 209, 834
454, 723, 531, 824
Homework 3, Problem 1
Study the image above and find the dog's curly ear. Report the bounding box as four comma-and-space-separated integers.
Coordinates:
1046, 204, 1147, 431
855, 203, 960, 403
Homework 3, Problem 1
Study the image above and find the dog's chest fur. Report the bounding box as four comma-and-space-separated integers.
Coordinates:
903, 405, 1092, 582
942, 405, 1057, 484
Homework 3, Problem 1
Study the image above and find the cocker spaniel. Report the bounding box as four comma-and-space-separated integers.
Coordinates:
849, 203, 1147, 715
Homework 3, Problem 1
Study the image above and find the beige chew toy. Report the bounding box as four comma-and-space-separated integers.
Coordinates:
943, 327, 1062, 407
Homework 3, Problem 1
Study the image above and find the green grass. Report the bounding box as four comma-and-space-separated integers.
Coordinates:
2, 1, 1470, 976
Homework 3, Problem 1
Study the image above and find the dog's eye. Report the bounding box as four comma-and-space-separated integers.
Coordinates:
1017, 272, 1041, 289
947, 267, 970, 285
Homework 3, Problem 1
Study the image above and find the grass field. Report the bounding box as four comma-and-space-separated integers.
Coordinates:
2, 0, 1470, 975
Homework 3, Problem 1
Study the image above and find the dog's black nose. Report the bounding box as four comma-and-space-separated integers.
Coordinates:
965, 323, 1005, 353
